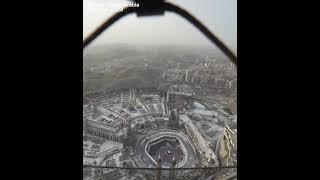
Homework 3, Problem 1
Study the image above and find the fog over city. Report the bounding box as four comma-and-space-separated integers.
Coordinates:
83, 0, 237, 53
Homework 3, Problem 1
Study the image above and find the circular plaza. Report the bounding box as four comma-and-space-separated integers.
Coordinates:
134, 129, 199, 168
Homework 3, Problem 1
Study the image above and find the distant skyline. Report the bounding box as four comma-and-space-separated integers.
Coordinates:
83, 0, 237, 53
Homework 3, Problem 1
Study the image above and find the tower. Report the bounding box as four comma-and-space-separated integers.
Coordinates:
185, 69, 188, 82
169, 156, 177, 180
156, 154, 162, 180
122, 118, 132, 148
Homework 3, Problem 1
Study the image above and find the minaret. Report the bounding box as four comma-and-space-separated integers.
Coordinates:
161, 99, 166, 116
122, 118, 131, 149
122, 119, 128, 148
156, 154, 162, 180
169, 156, 177, 180
185, 69, 188, 82
132, 89, 135, 100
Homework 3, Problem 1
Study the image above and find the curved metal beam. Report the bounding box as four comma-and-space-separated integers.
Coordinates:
162, 2, 237, 65
83, 7, 136, 48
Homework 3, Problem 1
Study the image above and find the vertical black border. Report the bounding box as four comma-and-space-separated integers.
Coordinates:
2, 1, 84, 179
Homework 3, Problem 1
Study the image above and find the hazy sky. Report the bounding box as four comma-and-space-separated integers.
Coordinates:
83, 0, 237, 53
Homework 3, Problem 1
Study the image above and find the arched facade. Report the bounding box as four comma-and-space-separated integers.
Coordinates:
86, 122, 120, 142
